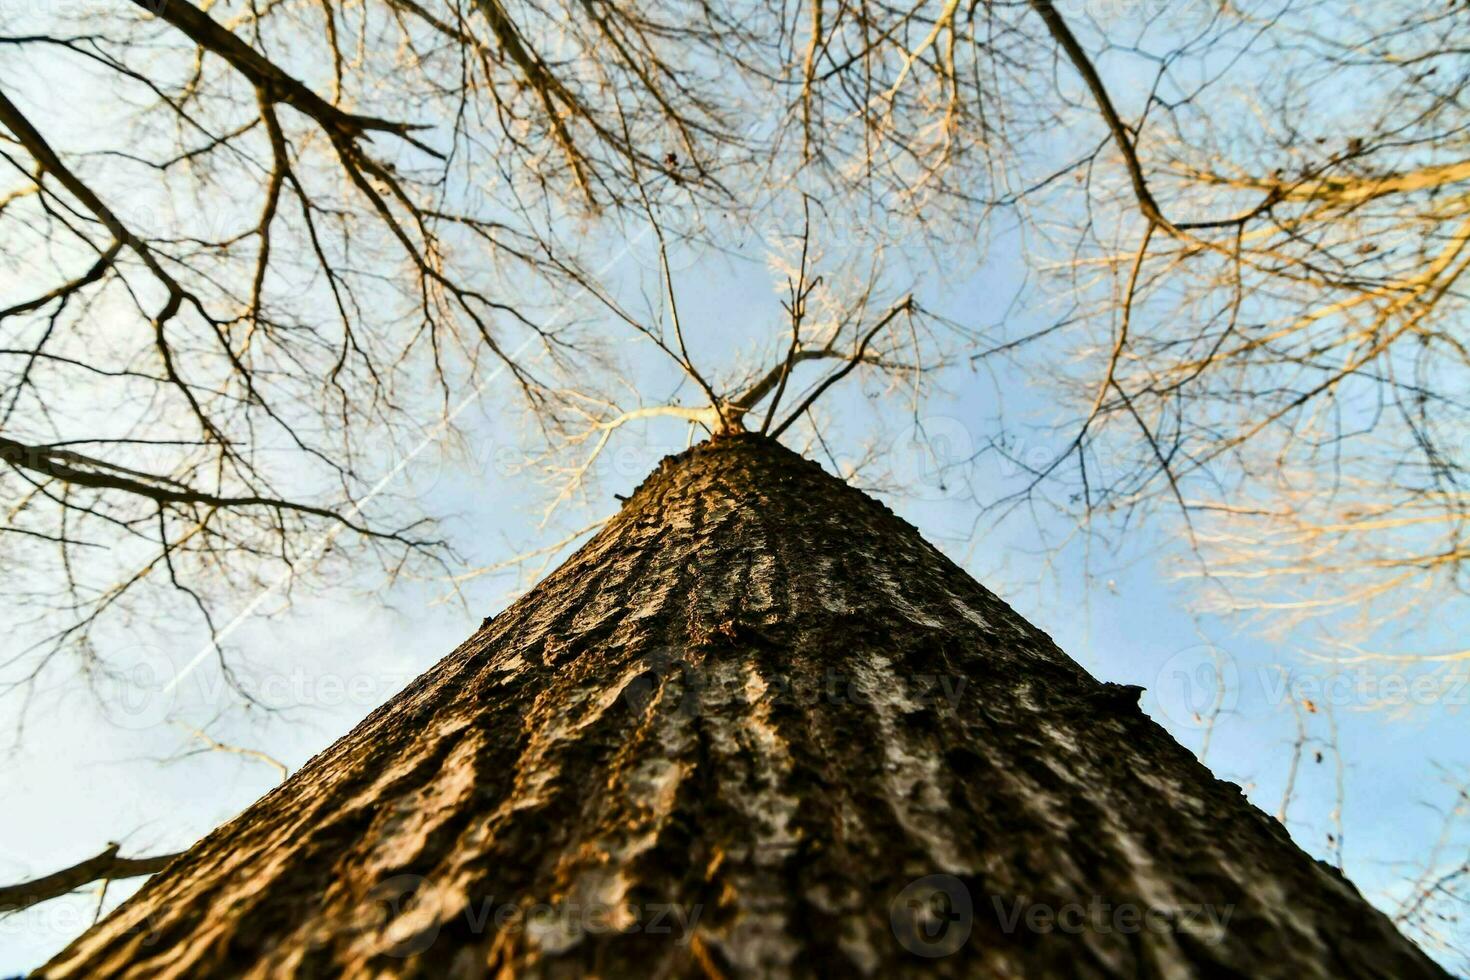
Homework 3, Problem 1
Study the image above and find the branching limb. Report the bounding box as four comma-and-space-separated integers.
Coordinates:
770, 294, 915, 439
0, 844, 180, 914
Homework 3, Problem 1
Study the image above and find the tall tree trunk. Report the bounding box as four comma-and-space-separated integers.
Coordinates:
44, 434, 1444, 978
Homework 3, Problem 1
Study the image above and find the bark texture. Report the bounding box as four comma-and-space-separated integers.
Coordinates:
44, 434, 1445, 978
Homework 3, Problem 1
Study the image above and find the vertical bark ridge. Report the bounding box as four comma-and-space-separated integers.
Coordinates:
43, 433, 1447, 978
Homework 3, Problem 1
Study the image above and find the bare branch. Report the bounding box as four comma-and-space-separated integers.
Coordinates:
0, 844, 180, 914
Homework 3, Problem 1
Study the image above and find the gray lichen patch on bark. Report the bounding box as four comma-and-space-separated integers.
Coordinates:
43, 434, 1446, 978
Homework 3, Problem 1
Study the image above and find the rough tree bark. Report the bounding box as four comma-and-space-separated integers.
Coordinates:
42, 434, 1446, 978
